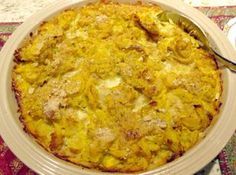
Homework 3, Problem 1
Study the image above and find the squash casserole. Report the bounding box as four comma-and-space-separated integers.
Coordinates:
12, 2, 222, 173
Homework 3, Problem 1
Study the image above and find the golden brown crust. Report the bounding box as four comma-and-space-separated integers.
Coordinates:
12, 1, 223, 173
13, 49, 22, 63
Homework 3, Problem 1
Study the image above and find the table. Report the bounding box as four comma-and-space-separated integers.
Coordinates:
0, 0, 235, 175
0, 0, 236, 22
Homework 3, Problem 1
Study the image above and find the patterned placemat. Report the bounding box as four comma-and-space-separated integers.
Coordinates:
0, 6, 235, 175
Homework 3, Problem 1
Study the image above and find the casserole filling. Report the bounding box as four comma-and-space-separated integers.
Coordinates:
12, 2, 222, 172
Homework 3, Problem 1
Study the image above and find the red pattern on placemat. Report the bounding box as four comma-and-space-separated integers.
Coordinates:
0, 39, 5, 48
210, 15, 235, 30
0, 137, 36, 175
218, 151, 233, 175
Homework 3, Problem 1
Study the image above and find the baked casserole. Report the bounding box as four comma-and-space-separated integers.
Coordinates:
12, 1, 222, 173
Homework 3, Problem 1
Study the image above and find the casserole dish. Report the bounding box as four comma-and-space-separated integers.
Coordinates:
0, 0, 236, 174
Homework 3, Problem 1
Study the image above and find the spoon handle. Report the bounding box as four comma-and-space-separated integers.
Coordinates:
212, 49, 236, 72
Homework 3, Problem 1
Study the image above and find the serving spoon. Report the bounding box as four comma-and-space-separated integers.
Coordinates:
157, 11, 236, 72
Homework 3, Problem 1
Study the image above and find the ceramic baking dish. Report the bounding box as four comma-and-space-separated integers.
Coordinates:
0, 0, 236, 174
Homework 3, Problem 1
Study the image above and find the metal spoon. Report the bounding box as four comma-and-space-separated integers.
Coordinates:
157, 11, 236, 72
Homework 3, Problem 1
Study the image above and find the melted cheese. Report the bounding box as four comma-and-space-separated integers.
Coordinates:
133, 95, 148, 112
100, 76, 122, 88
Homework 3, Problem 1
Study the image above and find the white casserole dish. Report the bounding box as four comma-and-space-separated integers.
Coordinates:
0, 0, 236, 174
